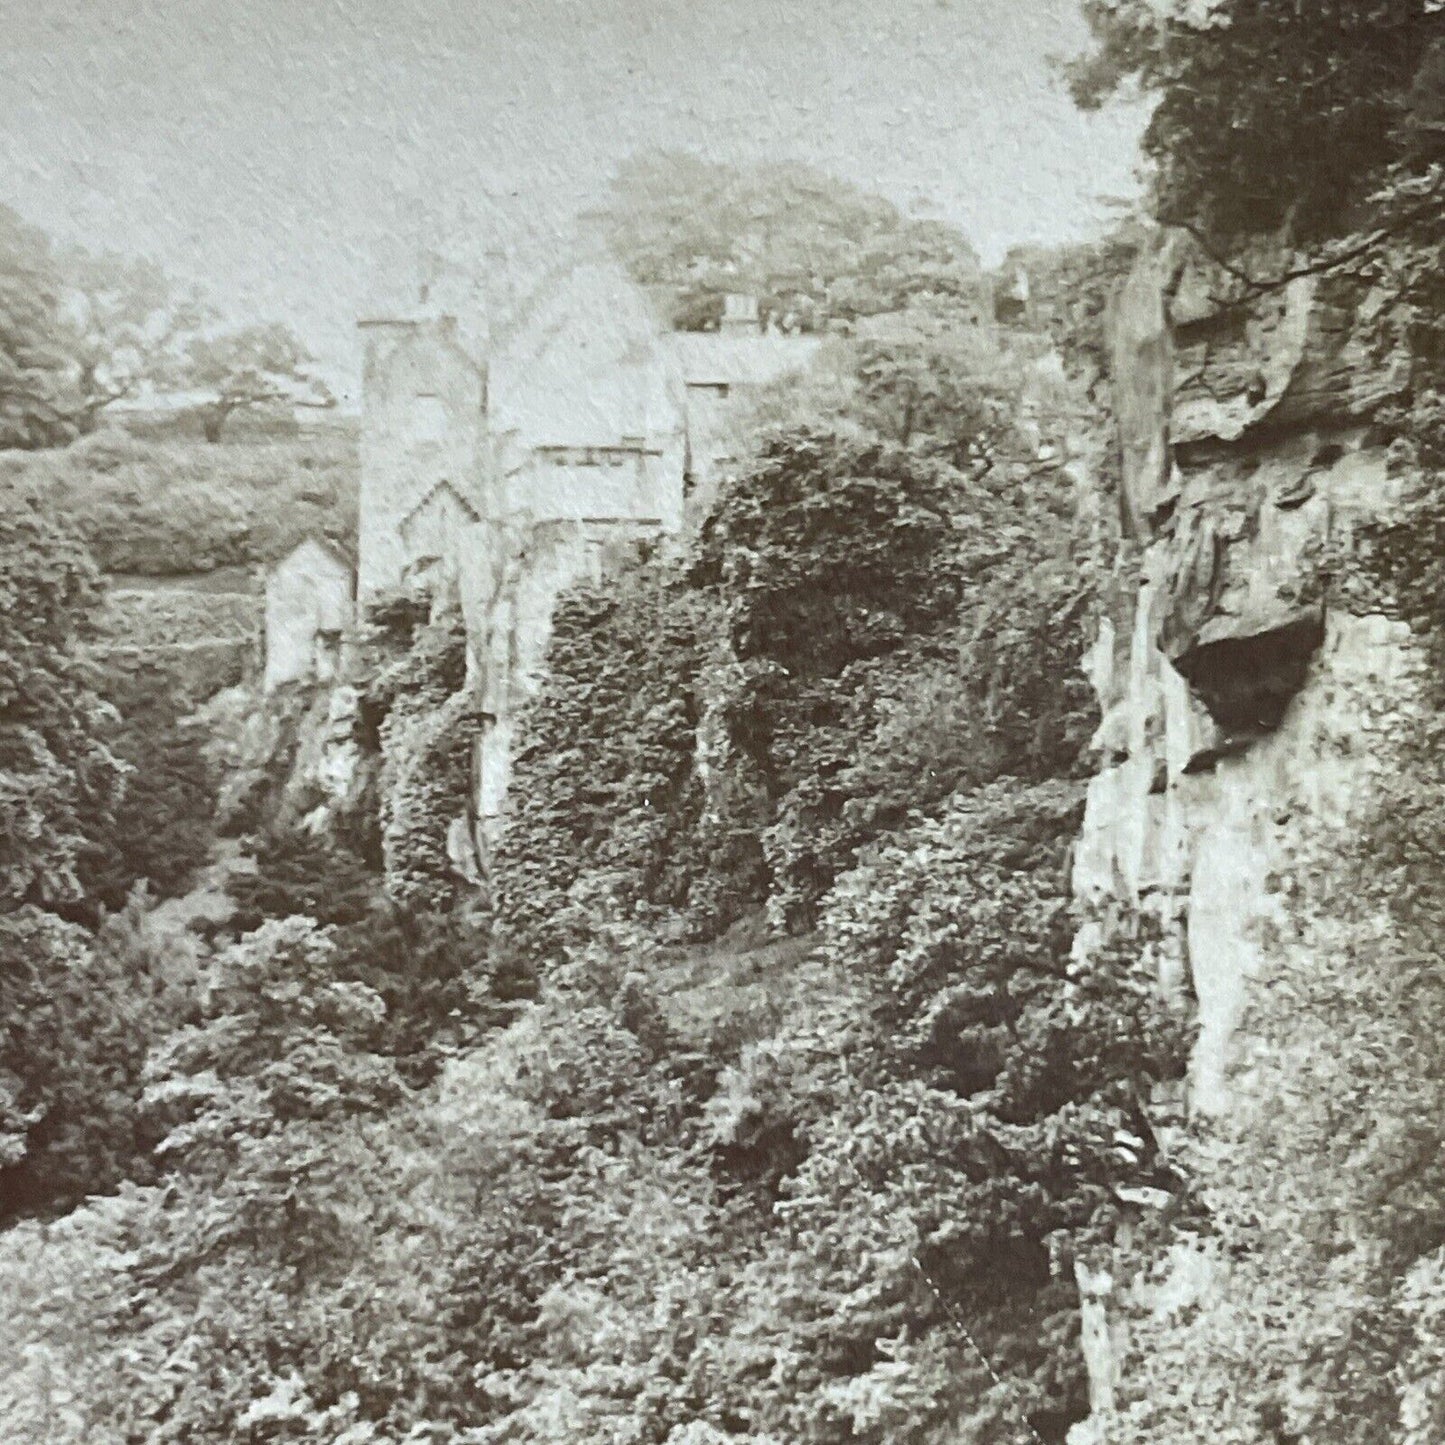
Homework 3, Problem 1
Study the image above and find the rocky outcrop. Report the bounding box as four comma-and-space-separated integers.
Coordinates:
1067, 232, 1421, 1441
199, 678, 375, 839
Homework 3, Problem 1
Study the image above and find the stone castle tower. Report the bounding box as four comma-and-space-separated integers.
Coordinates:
355, 310, 490, 599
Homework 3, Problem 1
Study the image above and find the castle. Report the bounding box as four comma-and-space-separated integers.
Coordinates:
350, 259, 820, 845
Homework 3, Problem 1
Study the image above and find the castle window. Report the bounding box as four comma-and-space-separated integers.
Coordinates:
411, 394, 447, 443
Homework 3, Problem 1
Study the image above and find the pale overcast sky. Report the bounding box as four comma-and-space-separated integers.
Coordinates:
0, 0, 1145, 398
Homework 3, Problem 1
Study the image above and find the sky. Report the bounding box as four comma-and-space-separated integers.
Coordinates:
0, 0, 1146, 400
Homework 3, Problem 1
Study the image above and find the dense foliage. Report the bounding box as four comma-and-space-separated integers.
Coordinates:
0, 485, 121, 912
0, 198, 329, 450
0, 424, 357, 576
0, 906, 171, 1219
78, 676, 218, 917
1070, 0, 1445, 244
599, 151, 985, 331
0, 494, 182, 1217
365, 593, 483, 914
500, 331, 1098, 952
493, 564, 746, 959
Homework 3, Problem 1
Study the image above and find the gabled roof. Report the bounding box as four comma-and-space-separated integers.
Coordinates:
399, 477, 482, 531
489, 262, 686, 451
274, 536, 354, 576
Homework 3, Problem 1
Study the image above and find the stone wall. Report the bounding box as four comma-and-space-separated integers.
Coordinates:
90, 578, 261, 704
356, 314, 488, 598
98, 585, 260, 652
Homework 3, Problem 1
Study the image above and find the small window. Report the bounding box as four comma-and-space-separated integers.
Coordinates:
411, 394, 447, 443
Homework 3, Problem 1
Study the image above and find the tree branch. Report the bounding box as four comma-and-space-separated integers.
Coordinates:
1170, 167, 1445, 310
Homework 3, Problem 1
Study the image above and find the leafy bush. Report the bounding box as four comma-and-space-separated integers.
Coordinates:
0, 425, 356, 577
227, 827, 380, 935
494, 564, 762, 961
78, 686, 217, 916
705, 426, 1095, 930
0, 905, 178, 1219
366, 595, 482, 914
785, 781, 1189, 1439
695, 429, 968, 676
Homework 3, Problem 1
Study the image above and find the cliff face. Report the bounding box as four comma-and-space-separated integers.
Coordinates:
1068, 233, 1427, 1438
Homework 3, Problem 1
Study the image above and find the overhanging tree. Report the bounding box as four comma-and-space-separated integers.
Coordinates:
1069, 0, 1445, 248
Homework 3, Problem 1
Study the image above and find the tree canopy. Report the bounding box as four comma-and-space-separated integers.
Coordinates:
596, 151, 985, 331
183, 323, 334, 443
0, 201, 334, 450
1069, 0, 1445, 246
0, 206, 72, 448
56, 247, 208, 432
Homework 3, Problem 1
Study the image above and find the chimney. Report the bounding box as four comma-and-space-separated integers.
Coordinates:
720, 293, 761, 336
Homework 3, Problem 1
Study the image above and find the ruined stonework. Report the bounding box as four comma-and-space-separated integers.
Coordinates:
1065, 234, 1421, 1443
354, 262, 821, 847
263, 538, 354, 691
356, 312, 489, 599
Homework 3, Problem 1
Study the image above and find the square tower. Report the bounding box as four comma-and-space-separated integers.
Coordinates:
356, 313, 489, 598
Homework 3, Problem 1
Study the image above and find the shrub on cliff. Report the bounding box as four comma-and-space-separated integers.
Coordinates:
1101, 736, 1445, 1443
493, 563, 759, 961
365, 594, 481, 915
228, 820, 497, 1078
79, 690, 217, 915
776, 780, 1190, 1440
695, 429, 967, 675
228, 827, 379, 935
701, 426, 1096, 931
